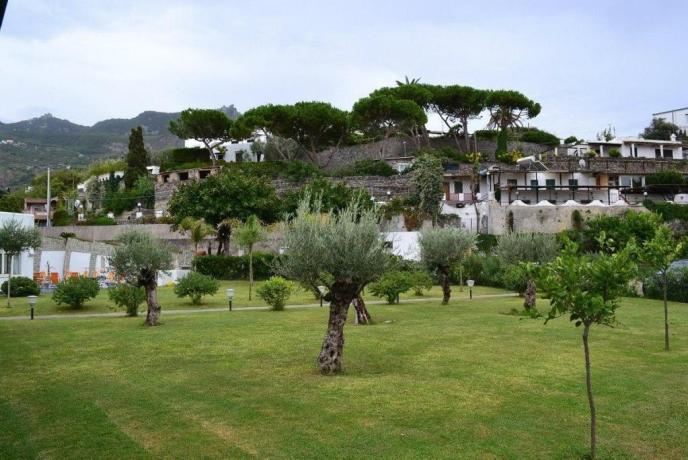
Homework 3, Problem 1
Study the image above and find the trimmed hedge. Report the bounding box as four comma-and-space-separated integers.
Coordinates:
193, 253, 276, 280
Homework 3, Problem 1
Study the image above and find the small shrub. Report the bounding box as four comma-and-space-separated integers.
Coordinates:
501, 264, 528, 294
257, 276, 295, 311
410, 270, 433, 296
108, 284, 146, 316
53, 276, 100, 309
174, 272, 219, 305
1, 276, 39, 297
607, 148, 621, 158
368, 271, 413, 304
476, 234, 498, 254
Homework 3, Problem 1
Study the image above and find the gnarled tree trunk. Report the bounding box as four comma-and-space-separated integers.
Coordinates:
524, 278, 536, 311
440, 268, 451, 305
352, 293, 371, 325
144, 283, 162, 326
318, 281, 358, 374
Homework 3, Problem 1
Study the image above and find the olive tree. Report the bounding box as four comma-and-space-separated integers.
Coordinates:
419, 228, 477, 304
495, 232, 560, 310
276, 198, 388, 374
0, 219, 41, 307
109, 230, 174, 326
234, 215, 266, 300
641, 225, 685, 351
540, 237, 636, 459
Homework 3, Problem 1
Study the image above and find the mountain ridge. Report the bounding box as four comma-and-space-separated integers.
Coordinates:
0, 105, 239, 189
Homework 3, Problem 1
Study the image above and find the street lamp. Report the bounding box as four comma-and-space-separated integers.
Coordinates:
467, 279, 475, 300
28, 295, 37, 320
226, 288, 234, 311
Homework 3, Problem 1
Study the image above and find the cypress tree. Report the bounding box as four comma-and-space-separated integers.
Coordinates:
124, 127, 149, 189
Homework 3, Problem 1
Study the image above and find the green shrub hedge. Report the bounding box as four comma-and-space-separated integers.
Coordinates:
193, 253, 276, 280
1, 276, 40, 297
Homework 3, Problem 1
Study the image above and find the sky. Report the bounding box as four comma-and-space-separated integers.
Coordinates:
1, 0, 686, 139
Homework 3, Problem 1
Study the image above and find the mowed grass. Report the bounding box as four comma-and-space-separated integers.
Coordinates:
0, 280, 505, 317
0, 296, 686, 459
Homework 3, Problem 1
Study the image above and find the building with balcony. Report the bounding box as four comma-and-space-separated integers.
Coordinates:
23, 198, 59, 226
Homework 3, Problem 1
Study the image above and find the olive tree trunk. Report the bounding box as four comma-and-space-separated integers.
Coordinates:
663, 273, 669, 352
144, 283, 162, 326
582, 323, 596, 459
352, 294, 371, 325
318, 282, 358, 374
523, 278, 536, 311
440, 269, 451, 305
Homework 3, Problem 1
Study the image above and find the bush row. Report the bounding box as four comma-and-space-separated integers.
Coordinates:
193, 253, 277, 280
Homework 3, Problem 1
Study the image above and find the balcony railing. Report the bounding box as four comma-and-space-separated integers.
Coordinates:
500, 185, 625, 205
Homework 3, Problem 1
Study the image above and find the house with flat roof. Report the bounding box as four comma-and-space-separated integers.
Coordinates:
566, 137, 684, 160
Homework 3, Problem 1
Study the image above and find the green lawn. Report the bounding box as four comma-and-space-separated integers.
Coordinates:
1, 296, 686, 459
0, 280, 505, 317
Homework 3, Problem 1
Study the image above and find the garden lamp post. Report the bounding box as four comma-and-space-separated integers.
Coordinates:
28, 295, 37, 320
226, 288, 234, 311
467, 279, 475, 300
318, 285, 327, 307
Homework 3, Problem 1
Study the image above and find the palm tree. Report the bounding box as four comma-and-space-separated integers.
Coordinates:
179, 217, 215, 254
59, 232, 76, 280
395, 75, 422, 86
234, 215, 266, 300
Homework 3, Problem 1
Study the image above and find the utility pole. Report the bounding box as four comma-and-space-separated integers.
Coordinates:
46, 168, 51, 228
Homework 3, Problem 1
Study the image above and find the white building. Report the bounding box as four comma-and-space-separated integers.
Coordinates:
567, 137, 684, 160
653, 107, 688, 132
184, 137, 264, 162
0, 212, 36, 284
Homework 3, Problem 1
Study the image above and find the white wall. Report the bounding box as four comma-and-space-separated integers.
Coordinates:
0, 212, 35, 283
39, 251, 65, 276
69, 252, 92, 274
384, 232, 420, 261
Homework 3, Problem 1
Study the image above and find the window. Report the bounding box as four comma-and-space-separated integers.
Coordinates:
530, 180, 539, 190
663, 149, 673, 159
568, 179, 579, 190
507, 179, 517, 188
633, 146, 638, 158
546, 179, 556, 190
453, 181, 463, 194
